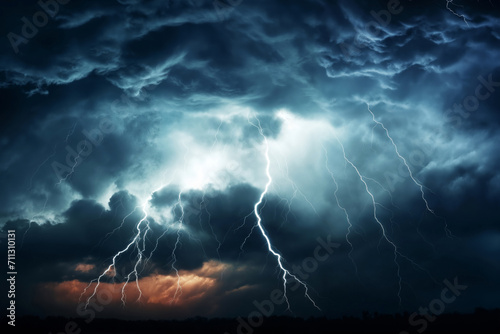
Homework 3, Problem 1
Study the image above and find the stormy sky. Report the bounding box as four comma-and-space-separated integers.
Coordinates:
1, 0, 499, 322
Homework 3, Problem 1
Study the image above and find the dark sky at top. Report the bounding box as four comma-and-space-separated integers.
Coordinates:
0, 0, 499, 322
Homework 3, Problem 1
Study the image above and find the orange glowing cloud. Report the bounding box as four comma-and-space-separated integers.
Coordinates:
36, 260, 250, 317
75, 263, 95, 273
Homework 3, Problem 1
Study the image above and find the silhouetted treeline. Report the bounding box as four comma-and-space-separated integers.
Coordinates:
4, 308, 499, 333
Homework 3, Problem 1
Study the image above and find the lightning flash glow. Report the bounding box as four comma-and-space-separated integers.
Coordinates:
246, 115, 321, 312
78, 105, 447, 313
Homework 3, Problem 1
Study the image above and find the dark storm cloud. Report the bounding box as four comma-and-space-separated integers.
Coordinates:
1, 0, 499, 320
4, 183, 341, 316
6, 185, 254, 281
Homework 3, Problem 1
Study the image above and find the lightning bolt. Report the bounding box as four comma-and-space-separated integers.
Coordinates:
330, 132, 441, 303
169, 190, 185, 303
322, 144, 358, 276
333, 135, 403, 305
445, 0, 470, 27
245, 114, 321, 312
200, 119, 224, 262
367, 104, 433, 212
27, 145, 57, 192
237, 209, 259, 253
23, 121, 87, 246
65, 121, 78, 143
82, 201, 150, 308
363, 176, 400, 210
199, 194, 221, 260
55, 142, 90, 185
366, 104, 453, 237
280, 158, 320, 220
83, 119, 245, 308
79, 107, 446, 312
82, 170, 189, 308
120, 206, 151, 305
22, 144, 58, 245
21, 194, 49, 248
100, 207, 140, 246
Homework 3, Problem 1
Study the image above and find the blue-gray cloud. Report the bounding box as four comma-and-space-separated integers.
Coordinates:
0, 0, 499, 320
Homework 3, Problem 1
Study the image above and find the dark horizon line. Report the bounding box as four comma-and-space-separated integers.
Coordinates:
4, 309, 500, 334
6, 306, 500, 321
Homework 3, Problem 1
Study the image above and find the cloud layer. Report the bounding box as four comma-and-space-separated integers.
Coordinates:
1, 0, 499, 320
